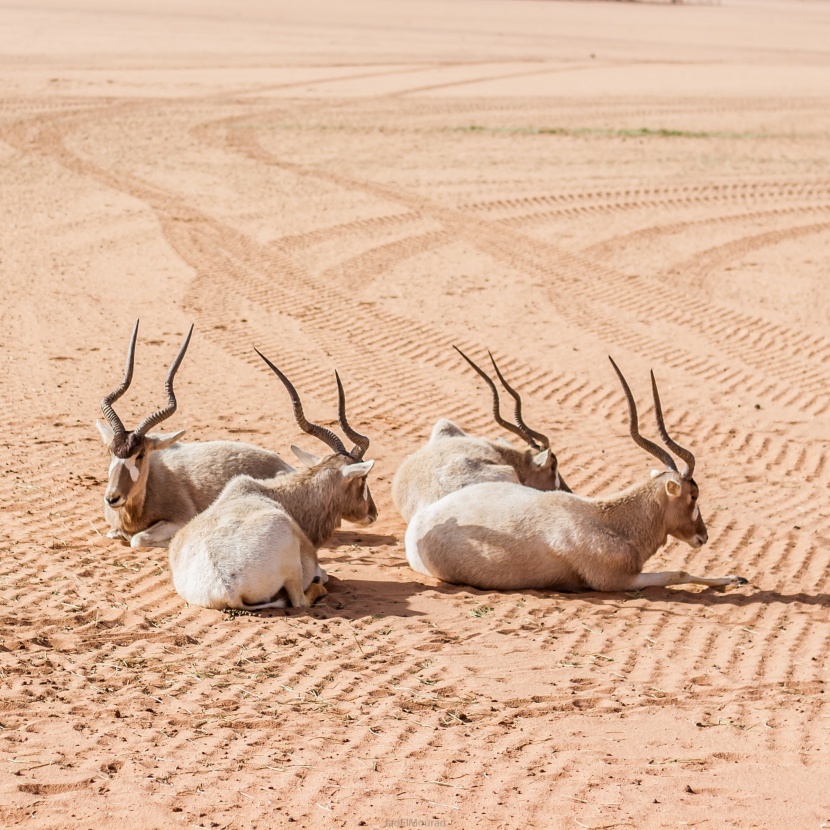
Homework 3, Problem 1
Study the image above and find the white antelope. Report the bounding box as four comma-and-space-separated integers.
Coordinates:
392, 347, 570, 523
405, 358, 748, 593
168, 352, 377, 610
97, 321, 293, 549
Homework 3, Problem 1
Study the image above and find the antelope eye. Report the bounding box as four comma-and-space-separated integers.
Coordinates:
136, 452, 145, 461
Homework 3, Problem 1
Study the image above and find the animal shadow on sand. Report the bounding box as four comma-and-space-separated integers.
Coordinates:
227, 529, 828, 620
228, 564, 829, 622
322, 529, 398, 548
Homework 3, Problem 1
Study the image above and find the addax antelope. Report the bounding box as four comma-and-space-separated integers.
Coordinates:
405, 357, 748, 593
392, 346, 570, 523
168, 352, 377, 610
97, 321, 293, 549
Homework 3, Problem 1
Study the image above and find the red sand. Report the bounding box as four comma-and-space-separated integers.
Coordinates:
1, 1, 829, 827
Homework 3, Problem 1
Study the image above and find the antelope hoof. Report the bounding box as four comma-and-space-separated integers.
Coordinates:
304, 581, 328, 606
713, 575, 748, 592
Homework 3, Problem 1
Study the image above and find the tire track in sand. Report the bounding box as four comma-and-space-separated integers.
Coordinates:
3, 90, 829, 826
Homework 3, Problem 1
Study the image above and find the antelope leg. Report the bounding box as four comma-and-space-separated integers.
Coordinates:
304, 581, 328, 605
620, 571, 748, 591
130, 521, 182, 549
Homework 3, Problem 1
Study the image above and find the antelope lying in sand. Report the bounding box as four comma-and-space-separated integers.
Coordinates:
168, 352, 376, 610
392, 347, 570, 523
405, 358, 748, 593
97, 321, 292, 549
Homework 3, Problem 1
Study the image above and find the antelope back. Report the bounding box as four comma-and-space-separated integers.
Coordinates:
392, 428, 520, 522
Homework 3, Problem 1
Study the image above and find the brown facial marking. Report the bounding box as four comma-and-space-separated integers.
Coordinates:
110, 431, 146, 459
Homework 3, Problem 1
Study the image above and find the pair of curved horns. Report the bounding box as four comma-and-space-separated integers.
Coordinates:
255, 350, 369, 461
608, 356, 695, 479
101, 320, 194, 440
453, 346, 550, 452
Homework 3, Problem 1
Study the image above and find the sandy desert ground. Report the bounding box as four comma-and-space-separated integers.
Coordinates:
1, 0, 829, 827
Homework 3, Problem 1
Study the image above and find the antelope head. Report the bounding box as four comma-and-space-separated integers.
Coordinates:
97, 321, 193, 510
254, 351, 377, 526
454, 346, 570, 493
609, 357, 706, 548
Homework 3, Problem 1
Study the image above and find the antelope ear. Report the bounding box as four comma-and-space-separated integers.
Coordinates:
342, 460, 375, 479
532, 448, 552, 469
431, 419, 466, 441
146, 429, 186, 451
650, 468, 662, 479
96, 420, 114, 446
665, 478, 682, 497
291, 445, 320, 467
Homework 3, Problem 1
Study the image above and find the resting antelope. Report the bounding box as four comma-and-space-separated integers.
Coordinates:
392, 347, 570, 523
168, 352, 376, 610
405, 358, 748, 593
97, 321, 293, 549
